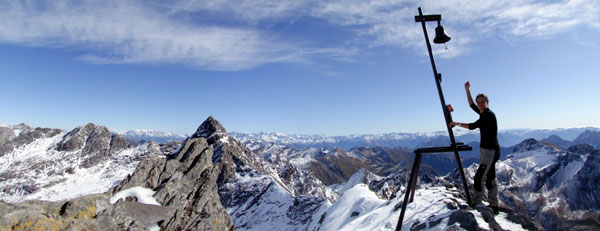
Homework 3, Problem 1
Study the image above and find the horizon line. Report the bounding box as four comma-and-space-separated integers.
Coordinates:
3, 122, 599, 137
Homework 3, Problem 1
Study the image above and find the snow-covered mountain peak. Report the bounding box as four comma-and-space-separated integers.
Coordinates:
110, 128, 187, 143
505, 141, 562, 177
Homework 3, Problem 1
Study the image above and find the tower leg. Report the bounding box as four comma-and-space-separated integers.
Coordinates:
453, 150, 472, 204
396, 152, 422, 231
409, 153, 422, 203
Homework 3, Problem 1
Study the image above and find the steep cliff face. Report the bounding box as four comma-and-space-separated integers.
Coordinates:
111, 136, 234, 230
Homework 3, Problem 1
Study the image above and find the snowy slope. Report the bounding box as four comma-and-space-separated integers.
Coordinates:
228, 165, 528, 231
316, 137, 600, 231
0, 123, 162, 202
318, 169, 528, 231
226, 174, 330, 231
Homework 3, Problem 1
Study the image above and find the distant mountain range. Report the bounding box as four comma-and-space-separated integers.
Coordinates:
1, 120, 600, 230
109, 128, 188, 143
231, 127, 600, 150
102, 125, 600, 150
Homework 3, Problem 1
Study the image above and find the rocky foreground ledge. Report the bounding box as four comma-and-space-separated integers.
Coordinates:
0, 135, 234, 230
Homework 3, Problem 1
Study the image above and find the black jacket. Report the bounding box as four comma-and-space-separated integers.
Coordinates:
468, 103, 499, 150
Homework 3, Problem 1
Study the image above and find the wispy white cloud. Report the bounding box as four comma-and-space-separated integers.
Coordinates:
165, 0, 315, 23
0, 0, 313, 71
448, 0, 600, 38
0, 0, 598, 70
313, 0, 600, 56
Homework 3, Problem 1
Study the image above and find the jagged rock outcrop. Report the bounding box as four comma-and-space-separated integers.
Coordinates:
192, 117, 287, 202
158, 140, 184, 155
192, 116, 338, 230
80, 125, 113, 168
56, 123, 96, 152
111, 135, 234, 230
54, 123, 131, 168
192, 116, 227, 144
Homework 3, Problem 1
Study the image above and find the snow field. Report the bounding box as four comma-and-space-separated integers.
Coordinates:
110, 186, 161, 231
109, 186, 160, 205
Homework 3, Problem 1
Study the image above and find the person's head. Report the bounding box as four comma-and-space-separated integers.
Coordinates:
475, 93, 489, 113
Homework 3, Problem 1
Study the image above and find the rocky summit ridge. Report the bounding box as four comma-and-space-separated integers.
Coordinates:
0, 118, 235, 230
0, 116, 333, 230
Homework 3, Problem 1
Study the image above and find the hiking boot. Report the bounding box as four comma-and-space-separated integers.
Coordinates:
468, 200, 483, 208
490, 206, 499, 215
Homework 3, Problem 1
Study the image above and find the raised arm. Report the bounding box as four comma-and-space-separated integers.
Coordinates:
465, 81, 474, 106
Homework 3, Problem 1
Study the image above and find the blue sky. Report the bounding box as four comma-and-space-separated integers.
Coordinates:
1, 0, 599, 136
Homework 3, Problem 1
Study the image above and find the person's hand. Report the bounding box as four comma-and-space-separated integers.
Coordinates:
464, 81, 470, 90
449, 121, 458, 128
